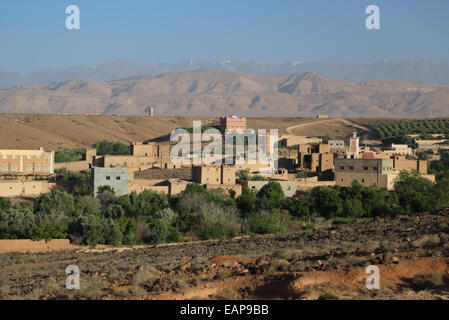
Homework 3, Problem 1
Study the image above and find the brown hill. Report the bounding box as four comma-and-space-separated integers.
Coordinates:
0, 70, 448, 118
0, 114, 309, 150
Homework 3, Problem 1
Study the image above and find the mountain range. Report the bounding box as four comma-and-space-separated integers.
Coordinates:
2, 59, 449, 89
1, 69, 448, 118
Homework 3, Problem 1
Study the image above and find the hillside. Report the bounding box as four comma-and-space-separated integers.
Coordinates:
0, 114, 314, 151
0, 70, 448, 118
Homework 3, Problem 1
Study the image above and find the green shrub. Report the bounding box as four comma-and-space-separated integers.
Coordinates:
198, 224, 230, 240
256, 182, 285, 210
54, 148, 84, 163
0, 197, 11, 211
93, 140, 131, 156
0, 208, 35, 239
247, 211, 288, 234
30, 220, 68, 241
311, 186, 342, 218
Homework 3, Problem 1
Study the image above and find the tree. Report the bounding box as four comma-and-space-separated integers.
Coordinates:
0, 208, 35, 239
93, 140, 131, 156
311, 186, 343, 218
343, 198, 364, 217
34, 187, 77, 219
256, 182, 285, 210
393, 170, 436, 214
0, 197, 11, 212
236, 188, 257, 217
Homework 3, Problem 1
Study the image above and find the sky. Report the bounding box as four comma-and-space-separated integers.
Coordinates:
0, 0, 448, 73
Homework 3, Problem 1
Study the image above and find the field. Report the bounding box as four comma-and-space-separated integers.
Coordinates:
1, 211, 448, 300
0, 114, 371, 151
372, 118, 449, 139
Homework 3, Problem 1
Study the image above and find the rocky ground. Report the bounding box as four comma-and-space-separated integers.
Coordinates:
1, 211, 448, 300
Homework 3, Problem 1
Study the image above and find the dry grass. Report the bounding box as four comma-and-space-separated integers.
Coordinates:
0, 114, 307, 150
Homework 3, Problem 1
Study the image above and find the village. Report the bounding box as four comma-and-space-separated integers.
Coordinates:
0, 113, 443, 200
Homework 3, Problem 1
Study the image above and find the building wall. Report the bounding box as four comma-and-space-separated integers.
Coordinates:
131, 142, 157, 157
54, 161, 91, 172
334, 158, 394, 189
235, 160, 275, 174
204, 184, 243, 197
192, 165, 236, 185
0, 181, 56, 198
127, 182, 169, 195
244, 181, 297, 197
84, 148, 97, 161
102, 155, 155, 169
220, 116, 247, 132
91, 167, 128, 197
0, 149, 54, 176
329, 140, 345, 150
166, 179, 189, 195
298, 144, 333, 173
393, 157, 427, 174
390, 144, 413, 156
297, 180, 335, 191
221, 165, 236, 185
320, 152, 334, 172
281, 135, 322, 148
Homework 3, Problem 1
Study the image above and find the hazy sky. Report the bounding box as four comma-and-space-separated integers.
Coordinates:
1, 0, 448, 72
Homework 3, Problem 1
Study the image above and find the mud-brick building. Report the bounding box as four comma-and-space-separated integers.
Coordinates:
192, 164, 236, 185
0, 148, 54, 179
298, 144, 334, 173
334, 158, 394, 189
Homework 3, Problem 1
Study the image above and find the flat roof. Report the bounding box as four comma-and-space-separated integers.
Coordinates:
0, 149, 51, 155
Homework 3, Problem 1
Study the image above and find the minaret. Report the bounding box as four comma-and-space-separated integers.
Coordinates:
349, 132, 359, 156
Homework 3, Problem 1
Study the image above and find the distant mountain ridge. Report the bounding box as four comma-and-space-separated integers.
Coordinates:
2, 59, 449, 89
1, 69, 448, 118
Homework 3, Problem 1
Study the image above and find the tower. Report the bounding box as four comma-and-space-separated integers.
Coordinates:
349, 132, 359, 156
149, 106, 154, 117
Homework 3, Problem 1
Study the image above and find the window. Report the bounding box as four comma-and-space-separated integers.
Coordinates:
363, 167, 368, 171
373, 167, 377, 171
116, 176, 121, 180
362, 179, 365, 183
340, 166, 344, 170
43, 166, 49, 171
2, 155, 7, 160
35, 166, 41, 171
26, 166, 32, 171
349, 166, 354, 170
36, 156, 40, 159
12, 155, 17, 160
106, 176, 111, 180
11, 165, 17, 171
27, 155, 32, 160
44, 155, 49, 160
2, 166, 7, 171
